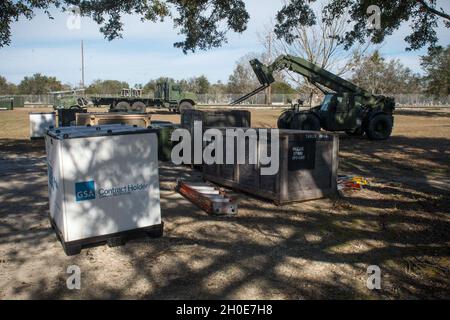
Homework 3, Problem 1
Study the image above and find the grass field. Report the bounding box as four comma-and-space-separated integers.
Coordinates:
0, 107, 449, 299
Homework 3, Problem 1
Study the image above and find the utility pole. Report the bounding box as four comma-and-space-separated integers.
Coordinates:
81, 40, 85, 89
266, 32, 272, 106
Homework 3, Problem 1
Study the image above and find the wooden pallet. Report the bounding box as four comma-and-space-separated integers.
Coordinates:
49, 215, 164, 256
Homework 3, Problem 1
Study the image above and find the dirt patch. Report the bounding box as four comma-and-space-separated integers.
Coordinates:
0, 107, 449, 299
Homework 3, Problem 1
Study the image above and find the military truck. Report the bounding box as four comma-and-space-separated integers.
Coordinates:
90, 79, 197, 113
52, 90, 91, 126
232, 54, 396, 140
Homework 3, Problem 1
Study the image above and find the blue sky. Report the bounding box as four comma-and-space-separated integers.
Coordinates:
0, 0, 449, 87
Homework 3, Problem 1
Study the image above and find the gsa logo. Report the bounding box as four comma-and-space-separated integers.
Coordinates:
75, 181, 96, 202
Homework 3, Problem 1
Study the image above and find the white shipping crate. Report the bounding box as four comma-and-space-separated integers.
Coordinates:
45, 125, 162, 255
29, 112, 56, 139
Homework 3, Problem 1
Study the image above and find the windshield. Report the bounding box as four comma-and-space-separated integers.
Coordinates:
320, 94, 334, 111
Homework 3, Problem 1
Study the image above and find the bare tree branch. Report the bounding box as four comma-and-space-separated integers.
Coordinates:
417, 0, 450, 21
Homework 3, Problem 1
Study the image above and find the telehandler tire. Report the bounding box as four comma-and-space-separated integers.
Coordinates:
291, 112, 321, 131
277, 109, 294, 129
366, 113, 393, 140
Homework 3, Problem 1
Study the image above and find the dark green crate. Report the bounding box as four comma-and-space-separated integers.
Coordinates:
180, 109, 251, 166
0, 97, 14, 110
57, 108, 87, 127
181, 109, 251, 129
151, 122, 180, 162
0, 96, 26, 109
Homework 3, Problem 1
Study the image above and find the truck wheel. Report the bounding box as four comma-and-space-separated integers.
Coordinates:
277, 110, 294, 129
366, 114, 393, 140
115, 101, 130, 112
291, 112, 321, 131
131, 101, 146, 113
178, 101, 193, 114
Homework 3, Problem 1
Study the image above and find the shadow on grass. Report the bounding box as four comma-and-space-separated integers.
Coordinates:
395, 109, 450, 118
0, 138, 45, 157
0, 133, 449, 299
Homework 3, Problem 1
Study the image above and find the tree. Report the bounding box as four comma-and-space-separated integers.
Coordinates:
17, 73, 64, 94
143, 77, 174, 94
262, 7, 365, 76
2, 1, 447, 53
0, 0, 249, 53
0, 76, 17, 94
85, 79, 129, 95
227, 64, 258, 94
209, 80, 228, 95
143, 76, 208, 94
177, 77, 207, 93
274, 0, 449, 51
227, 53, 264, 93
194, 75, 210, 94
271, 82, 297, 94
350, 51, 385, 94
264, 5, 367, 104
175, 77, 197, 93
383, 59, 422, 94
176, 79, 190, 92
420, 45, 450, 97
350, 50, 422, 94
260, 2, 368, 102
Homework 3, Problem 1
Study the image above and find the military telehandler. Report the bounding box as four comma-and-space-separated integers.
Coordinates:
232, 54, 395, 140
